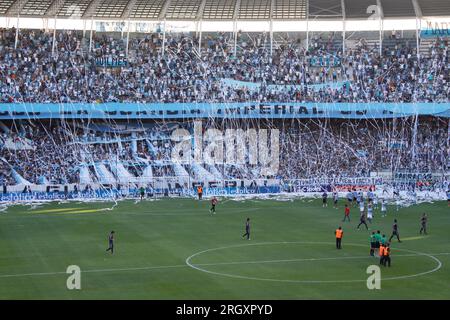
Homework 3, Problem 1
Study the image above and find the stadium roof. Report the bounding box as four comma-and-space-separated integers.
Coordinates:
0, 0, 449, 21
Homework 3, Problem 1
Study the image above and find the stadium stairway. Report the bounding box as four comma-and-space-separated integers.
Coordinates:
172, 163, 189, 177
79, 164, 93, 184
419, 39, 435, 58
93, 163, 116, 184
140, 164, 153, 183
11, 168, 30, 185
190, 163, 215, 182
206, 165, 224, 180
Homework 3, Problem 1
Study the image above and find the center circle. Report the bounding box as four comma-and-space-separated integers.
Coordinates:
185, 242, 442, 283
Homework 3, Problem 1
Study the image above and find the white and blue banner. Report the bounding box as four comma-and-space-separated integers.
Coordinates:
1, 102, 449, 120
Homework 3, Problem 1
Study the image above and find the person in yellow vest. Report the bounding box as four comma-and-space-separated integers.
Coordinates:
335, 226, 343, 249
379, 243, 385, 266
382, 242, 391, 267
197, 185, 203, 200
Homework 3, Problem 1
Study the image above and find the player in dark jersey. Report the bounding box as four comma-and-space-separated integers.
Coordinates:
210, 196, 218, 214
357, 211, 369, 230
106, 231, 115, 254
322, 191, 328, 207
419, 213, 428, 235
242, 218, 251, 240
139, 186, 145, 200
389, 219, 401, 242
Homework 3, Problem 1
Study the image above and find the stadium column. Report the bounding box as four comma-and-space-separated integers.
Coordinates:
233, 20, 237, 56
376, 0, 384, 56
52, 15, 57, 56
162, 19, 166, 57
306, 0, 309, 50
412, 0, 423, 57
269, 20, 273, 55
415, 17, 420, 56
126, 19, 131, 58
233, 0, 240, 56
341, 0, 346, 54
89, 16, 94, 52
198, 19, 203, 55
269, 0, 274, 56
14, 12, 19, 49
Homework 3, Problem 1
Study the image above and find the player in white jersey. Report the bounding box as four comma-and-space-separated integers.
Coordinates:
359, 201, 365, 216
333, 191, 338, 209
381, 199, 387, 217
373, 195, 378, 210
367, 204, 373, 223
396, 197, 401, 211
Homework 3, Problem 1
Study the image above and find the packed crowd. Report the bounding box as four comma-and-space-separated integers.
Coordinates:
0, 28, 448, 103
0, 118, 447, 185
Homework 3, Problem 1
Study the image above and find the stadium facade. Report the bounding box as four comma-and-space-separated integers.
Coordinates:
0, 0, 449, 201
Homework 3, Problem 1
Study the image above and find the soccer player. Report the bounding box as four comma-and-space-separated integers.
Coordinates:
373, 195, 378, 210
346, 190, 353, 205
106, 231, 115, 254
367, 203, 373, 224
139, 186, 145, 200
352, 188, 358, 207
396, 197, 401, 211
242, 218, 251, 240
357, 211, 369, 230
369, 232, 376, 256
419, 213, 428, 235
335, 226, 343, 249
374, 230, 382, 249
389, 219, 401, 243
359, 200, 365, 218
342, 204, 350, 222
322, 191, 328, 207
197, 185, 203, 200
381, 199, 387, 217
333, 191, 338, 209
356, 192, 362, 206
210, 196, 218, 214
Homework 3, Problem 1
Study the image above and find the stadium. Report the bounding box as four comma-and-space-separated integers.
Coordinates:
0, 0, 449, 301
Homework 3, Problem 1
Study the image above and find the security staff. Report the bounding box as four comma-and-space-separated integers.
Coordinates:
383, 242, 391, 267
379, 243, 385, 266
335, 226, 343, 249
197, 185, 203, 200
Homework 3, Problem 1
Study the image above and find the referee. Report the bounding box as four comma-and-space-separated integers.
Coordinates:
242, 218, 251, 240
106, 231, 115, 254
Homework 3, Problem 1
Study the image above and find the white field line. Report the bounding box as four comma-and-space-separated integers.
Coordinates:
0, 252, 448, 279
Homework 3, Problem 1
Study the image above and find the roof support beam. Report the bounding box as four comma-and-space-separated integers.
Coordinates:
46, 0, 66, 17
412, 0, 423, 18
159, 0, 171, 20
6, 0, 27, 16
233, 0, 241, 21
122, 0, 138, 19
83, 0, 102, 18
376, 0, 384, 19
196, 0, 207, 20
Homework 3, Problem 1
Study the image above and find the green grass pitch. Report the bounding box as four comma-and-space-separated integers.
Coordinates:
0, 198, 449, 299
